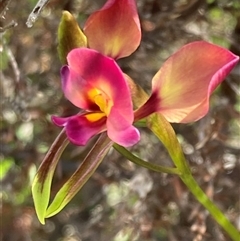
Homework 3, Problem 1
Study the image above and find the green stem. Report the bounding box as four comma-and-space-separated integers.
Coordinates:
113, 144, 180, 175
181, 173, 240, 241
116, 138, 240, 240
146, 113, 240, 240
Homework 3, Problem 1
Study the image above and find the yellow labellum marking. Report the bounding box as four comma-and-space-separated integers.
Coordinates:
85, 112, 106, 122
88, 88, 100, 102
87, 88, 113, 116
94, 94, 109, 114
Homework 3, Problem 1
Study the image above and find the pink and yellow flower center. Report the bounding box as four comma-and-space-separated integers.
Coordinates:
86, 88, 113, 122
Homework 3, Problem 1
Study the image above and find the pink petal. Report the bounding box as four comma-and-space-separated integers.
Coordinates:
52, 114, 107, 146
84, 0, 141, 59
52, 115, 70, 127
107, 108, 140, 146
151, 41, 239, 123
61, 66, 97, 110
66, 47, 135, 120
62, 48, 134, 113
57, 48, 139, 146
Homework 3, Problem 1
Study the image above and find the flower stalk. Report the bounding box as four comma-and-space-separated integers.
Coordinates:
147, 113, 240, 240
113, 144, 180, 175
115, 112, 240, 240
181, 173, 240, 241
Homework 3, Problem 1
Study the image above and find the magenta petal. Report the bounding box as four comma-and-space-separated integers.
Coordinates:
60, 65, 99, 111
151, 41, 239, 123
52, 114, 107, 146
64, 48, 135, 113
52, 115, 70, 127
66, 47, 135, 120
107, 108, 140, 147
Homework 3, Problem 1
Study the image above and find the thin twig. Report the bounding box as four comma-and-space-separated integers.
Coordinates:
0, 0, 17, 33
0, 0, 12, 17
5, 45, 20, 83
26, 0, 50, 28
0, 20, 17, 32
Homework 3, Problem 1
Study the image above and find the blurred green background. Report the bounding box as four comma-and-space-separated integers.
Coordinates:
1, 0, 240, 240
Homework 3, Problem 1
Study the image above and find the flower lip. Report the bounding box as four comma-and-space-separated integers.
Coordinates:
52, 114, 107, 146
93, 91, 113, 116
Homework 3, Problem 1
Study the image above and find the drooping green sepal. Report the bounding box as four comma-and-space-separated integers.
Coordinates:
32, 129, 69, 224
45, 133, 113, 218
32, 170, 54, 224
58, 11, 87, 64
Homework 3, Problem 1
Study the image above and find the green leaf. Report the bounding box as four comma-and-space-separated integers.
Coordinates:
58, 11, 87, 64
45, 133, 113, 218
32, 129, 69, 224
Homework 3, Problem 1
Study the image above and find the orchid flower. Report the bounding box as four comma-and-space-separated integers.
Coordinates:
56, 0, 238, 147
52, 48, 140, 147
53, 41, 238, 147
54, 0, 142, 147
